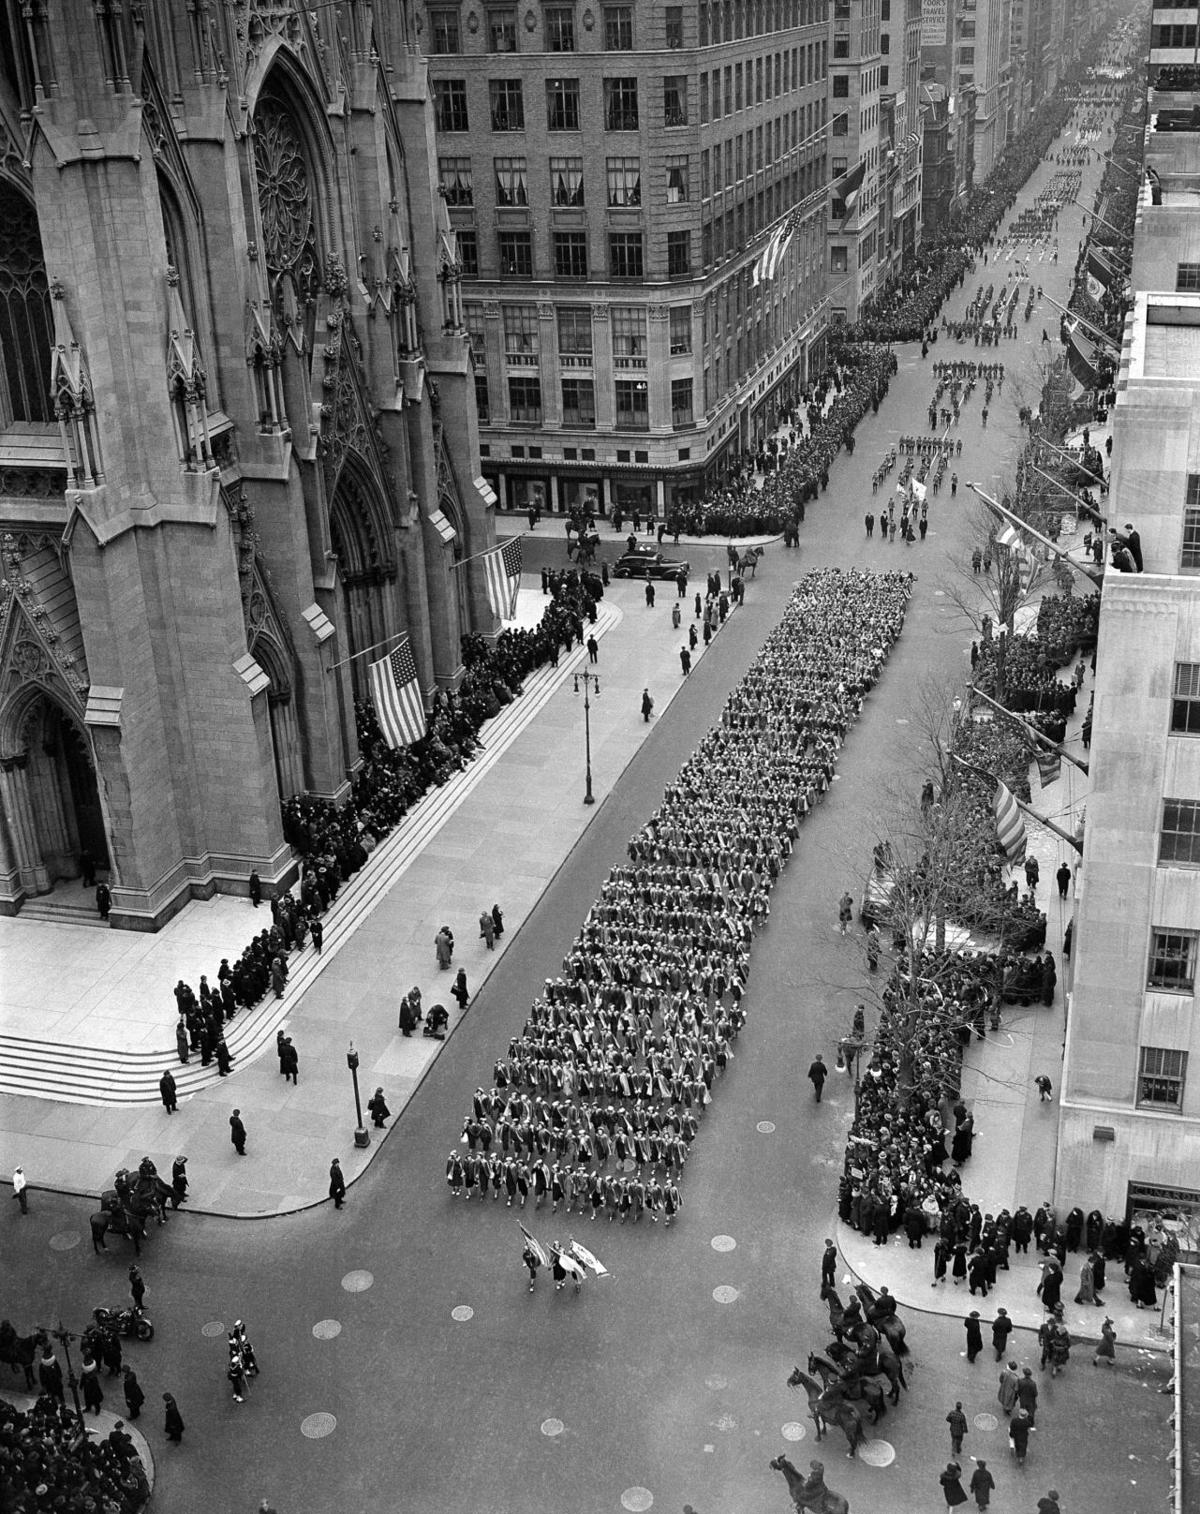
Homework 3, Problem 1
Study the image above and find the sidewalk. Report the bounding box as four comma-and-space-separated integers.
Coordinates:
496, 511, 782, 551
0, 575, 741, 1216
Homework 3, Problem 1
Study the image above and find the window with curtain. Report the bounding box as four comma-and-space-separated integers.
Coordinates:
606, 157, 642, 207
439, 156, 474, 206
549, 157, 584, 206
666, 155, 689, 203
611, 305, 647, 358
494, 157, 528, 206
556, 306, 593, 357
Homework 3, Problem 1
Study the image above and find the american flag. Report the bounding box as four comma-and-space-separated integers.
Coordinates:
368, 636, 426, 749
993, 780, 1027, 864
484, 537, 523, 621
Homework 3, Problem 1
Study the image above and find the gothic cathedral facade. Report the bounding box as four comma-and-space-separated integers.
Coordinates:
0, 1, 494, 928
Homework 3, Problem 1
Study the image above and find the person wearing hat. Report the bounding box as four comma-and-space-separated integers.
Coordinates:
991, 1307, 1012, 1360
329, 1157, 346, 1209
230, 1108, 247, 1155
163, 1391, 185, 1443
367, 1087, 391, 1128
968, 1458, 995, 1510
1009, 1406, 1032, 1464
963, 1310, 983, 1363
159, 1069, 178, 1113
11, 1164, 27, 1213
939, 1460, 968, 1509
171, 1156, 188, 1209
1094, 1315, 1117, 1367
122, 1365, 145, 1420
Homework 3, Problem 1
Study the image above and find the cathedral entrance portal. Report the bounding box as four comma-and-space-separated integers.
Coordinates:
0, 691, 109, 895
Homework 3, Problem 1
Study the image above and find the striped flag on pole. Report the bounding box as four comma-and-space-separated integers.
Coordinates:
995, 522, 1022, 552
519, 1223, 551, 1269
367, 635, 426, 749
484, 538, 523, 621
1036, 749, 1062, 788
993, 779, 1027, 863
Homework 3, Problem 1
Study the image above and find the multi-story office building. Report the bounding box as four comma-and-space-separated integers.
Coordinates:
421, 1, 830, 522
1149, 0, 1200, 87
828, 0, 883, 322
0, 0, 489, 926
1056, 90, 1200, 1222
920, 0, 977, 229
879, 0, 925, 280
963, 0, 1012, 181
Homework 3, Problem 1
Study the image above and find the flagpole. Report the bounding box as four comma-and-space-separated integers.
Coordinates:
966, 482, 1105, 588
325, 629, 412, 675
950, 753, 1083, 853
1036, 436, 1108, 491
1040, 293, 1122, 351
1028, 463, 1105, 525
1067, 199, 1133, 259
969, 685, 1090, 775
449, 530, 529, 571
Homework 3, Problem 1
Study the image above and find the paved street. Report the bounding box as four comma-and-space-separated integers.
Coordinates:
4, 125, 1173, 1514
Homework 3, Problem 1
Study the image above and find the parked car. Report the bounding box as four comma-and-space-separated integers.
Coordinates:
613, 551, 689, 581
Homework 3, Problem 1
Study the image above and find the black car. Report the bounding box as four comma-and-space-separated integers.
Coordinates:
613, 551, 689, 581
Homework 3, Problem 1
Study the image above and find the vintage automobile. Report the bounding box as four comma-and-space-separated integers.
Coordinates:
612, 550, 689, 581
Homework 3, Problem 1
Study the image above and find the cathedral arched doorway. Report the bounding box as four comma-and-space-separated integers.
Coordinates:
329, 460, 397, 699
0, 690, 109, 893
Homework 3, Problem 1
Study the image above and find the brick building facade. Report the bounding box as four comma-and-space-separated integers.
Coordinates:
0, 1, 491, 928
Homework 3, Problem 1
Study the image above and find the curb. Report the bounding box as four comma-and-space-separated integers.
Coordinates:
0, 1388, 156, 1496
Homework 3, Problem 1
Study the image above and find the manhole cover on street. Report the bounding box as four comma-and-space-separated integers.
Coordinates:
300, 1413, 337, 1439
49, 1231, 80, 1251
712, 1285, 740, 1304
621, 1490, 654, 1512
451, 1305, 474, 1322
711, 1414, 737, 1432
756, 1121, 776, 1133
312, 1320, 342, 1340
201, 1322, 226, 1339
341, 1270, 374, 1293
711, 1235, 737, 1252
858, 1439, 896, 1467
704, 1375, 728, 1391
541, 1418, 565, 1437
974, 1412, 999, 1432
781, 1423, 807, 1442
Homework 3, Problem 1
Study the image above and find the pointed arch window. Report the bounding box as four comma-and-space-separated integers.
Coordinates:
253, 92, 322, 345
0, 183, 54, 424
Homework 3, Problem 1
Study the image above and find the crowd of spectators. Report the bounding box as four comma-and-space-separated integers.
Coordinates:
0, 1397, 148, 1513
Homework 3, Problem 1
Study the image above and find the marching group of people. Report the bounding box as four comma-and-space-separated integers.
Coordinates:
450, 568, 915, 1227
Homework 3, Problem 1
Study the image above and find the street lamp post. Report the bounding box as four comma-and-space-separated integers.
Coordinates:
346, 1043, 370, 1149
573, 670, 600, 805
39, 1321, 86, 1439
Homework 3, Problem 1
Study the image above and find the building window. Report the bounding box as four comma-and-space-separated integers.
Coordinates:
605, 78, 639, 132
550, 156, 584, 205
667, 229, 691, 277
1185, 481, 1200, 568
606, 156, 642, 207
0, 185, 54, 425
1139, 1046, 1187, 1108
830, 245, 848, 273
433, 79, 469, 132
669, 304, 692, 354
557, 305, 593, 357
561, 377, 596, 427
545, 7, 576, 50
609, 233, 644, 279
1177, 264, 1200, 293
429, 9, 461, 52
665, 6, 684, 47
547, 78, 581, 131
604, 4, 633, 49
666, 155, 689, 204
554, 231, 589, 278
1172, 663, 1200, 734
1161, 798, 1200, 865
611, 305, 647, 360
457, 229, 479, 277
502, 303, 539, 360
1149, 930, 1198, 992
488, 8, 517, 51
498, 231, 534, 277
671, 377, 694, 428
474, 373, 490, 422
664, 76, 688, 127
832, 112, 848, 136
494, 156, 528, 206
439, 156, 474, 206
508, 376, 543, 422
832, 74, 849, 97
833, 35, 849, 57
464, 302, 487, 358
490, 80, 525, 131
615, 378, 649, 429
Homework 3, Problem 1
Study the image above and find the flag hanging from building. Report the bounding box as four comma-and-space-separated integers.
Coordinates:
1085, 245, 1122, 304
751, 221, 794, 286
1035, 749, 1062, 788
368, 636, 426, 749
484, 537, 523, 621
993, 779, 1028, 863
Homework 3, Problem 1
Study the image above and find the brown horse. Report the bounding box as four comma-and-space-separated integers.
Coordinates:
769, 1455, 851, 1514
786, 1368, 865, 1457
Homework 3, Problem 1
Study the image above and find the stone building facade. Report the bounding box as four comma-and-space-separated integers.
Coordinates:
422, 0, 831, 519
0, 1, 492, 928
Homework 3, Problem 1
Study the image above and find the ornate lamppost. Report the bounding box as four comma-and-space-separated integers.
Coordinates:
573, 670, 600, 805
